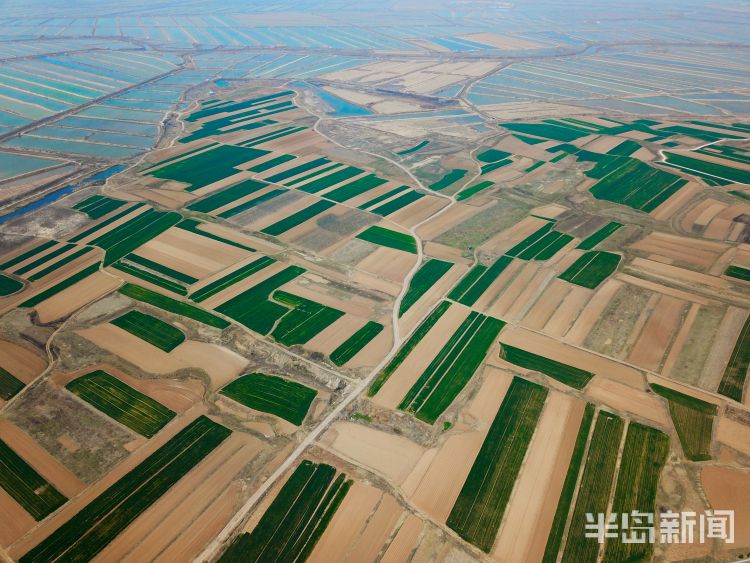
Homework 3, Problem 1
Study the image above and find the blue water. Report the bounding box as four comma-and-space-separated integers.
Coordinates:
0, 164, 126, 224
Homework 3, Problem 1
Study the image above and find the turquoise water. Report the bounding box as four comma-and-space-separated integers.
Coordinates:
314, 87, 372, 117
0, 152, 62, 181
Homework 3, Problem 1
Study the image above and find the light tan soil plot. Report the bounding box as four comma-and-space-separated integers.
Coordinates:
346, 494, 403, 562
399, 263, 467, 337
492, 393, 585, 561
480, 215, 550, 256
700, 307, 750, 392
380, 514, 424, 563
716, 417, 750, 457
416, 202, 483, 241
0, 487, 36, 547
626, 295, 687, 372
497, 326, 644, 388
565, 278, 622, 345
630, 232, 726, 269
661, 303, 701, 377
521, 278, 573, 330
585, 378, 670, 427
320, 422, 425, 484
701, 466, 750, 547
0, 340, 46, 383
404, 367, 513, 522
543, 285, 591, 338
35, 270, 121, 324
169, 341, 248, 390
389, 197, 450, 230
356, 247, 416, 284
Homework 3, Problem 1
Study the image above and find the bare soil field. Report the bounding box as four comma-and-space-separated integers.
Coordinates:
36, 270, 121, 324
626, 295, 686, 372
0, 339, 46, 383
701, 466, 750, 547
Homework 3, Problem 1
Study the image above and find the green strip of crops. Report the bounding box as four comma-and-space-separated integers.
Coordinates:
559, 251, 621, 289
357, 185, 408, 209
28, 247, 93, 282
397, 139, 429, 155
0, 367, 24, 401
448, 377, 548, 551
217, 189, 287, 219
576, 222, 623, 250
330, 321, 384, 366
68, 203, 144, 243
271, 291, 344, 346
356, 225, 417, 254
399, 259, 452, 317
717, 314, 750, 402
371, 190, 423, 216
220, 372, 317, 425
602, 424, 669, 562
561, 411, 624, 563
261, 200, 335, 236
14, 243, 76, 276
0, 438, 67, 521
725, 265, 750, 282
542, 403, 595, 563
296, 166, 363, 194
369, 301, 451, 396
430, 168, 467, 191
112, 262, 188, 295
119, 283, 228, 328
66, 370, 176, 437
20, 416, 230, 563
176, 219, 255, 252
74, 195, 127, 219
190, 255, 275, 302
505, 223, 554, 257
456, 180, 493, 201
123, 253, 198, 285
20, 263, 100, 308
449, 256, 512, 306
324, 173, 387, 203
111, 310, 185, 352
500, 344, 593, 389
218, 460, 351, 563
186, 179, 268, 213
0, 273, 23, 296
0, 239, 56, 269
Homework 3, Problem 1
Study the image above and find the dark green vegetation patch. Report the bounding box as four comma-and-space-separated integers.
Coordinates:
559, 251, 621, 289
261, 200, 335, 236
576, 222, 623, 250
499, 344, 593, 390
0, 366, 24, 401
0, 273, 23, 296
218, 460, 350, 563
20, 416, 230, 562
20, 263, 100, 308
111, 310, 185, 352
0, 240, 57, 270
664, 151, 750, 185
430, 169, 467, 191
369, 301, 451, 396
400, 312, 505, 424
397, 139, 429, 155
176, 219, 255, 252
456, 180, 493, 201
330, 321, 384, 366
119, 284, 229, 329
651, 384, 716, 461
0, 438, 67, 521
717, 313, 750, 402
324, 174, 387, 203
221, 373, 317, 425
270, 291, 344, 347
370, 190, 423, 216
66, 370, 176, 438
448, 378, 548, 552
400, 259, 453, 316
725, 265, 750, 282
186, 179, 268, 213
356, 225, 417, 253
448, 256, 512, 306
112, 261, 189, 296
190, 255, 275, 302
73, 195, 127, 219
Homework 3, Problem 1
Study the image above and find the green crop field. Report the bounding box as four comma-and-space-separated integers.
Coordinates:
112, 261, 188, 295
20, 415, 230, 562
456, 180, 493, 201
27, 247, 93, 282
356, 225, 417, 253
542, 403, 595, 563
369, 301, 452, 396
370, 190, 423, 216
13, 243, 76, 276
190, 255, 275, 302
506, 223, 554, 256
664, 152, 750, 185
400, 312, 505, 424
250, 154, 296, 173
119, 283, 229, 328
87, 208, 182, 265
588, 157, 686, 212
603, 423, 669, 562
725, 265, 750, 282
329, 321, 384, 366
399, 259, 452, 316
220, 372, 317, 425
215, 266, 306, 335
266, 157, 331, 184
295, 166, 363, 194
186, 179, 268, 213
218, 460, 350, 562
175, 219, 255, 252
559, 251, 621, 289
0, 273, 23, 296
430, 169, 467, 191
607, 139, 640, 156
561, 411, 624, 563
261, 200, 335, 236
576, 222, 623, 250
0, 366, 24, 401
448, 256, 512, 306
270, 291, 344, 346
0, 438, 67, 521
357, 185, 408, 210
66, 370, 176, 437
397, 139, 429, 155
477, 149, 511, 163
717, 314, 750, 402
68, 203, 145, 243
218, 189, 286, 219
516, 231, 573, 261
73, 195, 127, 219
123, 253, 198, 285
502, 122, 588, 142
499, 344, 593, 389
20, 263, 100, 308
651, 384, 716, 461
111, 310, 185, 352
0, 240, 57, 270
142, 142, 219, 173
447, 377, 548, 552
324, 174, 387, 202
481, 159, 512, 175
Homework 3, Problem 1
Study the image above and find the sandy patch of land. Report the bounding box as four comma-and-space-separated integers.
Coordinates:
522, 278, 572, 330
701, 466, 750, 546
304, 315, 369, 356
716, 417, 750, 457
543, 285, 591, 338
565, 279, 622, 345
459, 32, 541, 49
700, 307, 749, 391
69, 205, 149, 245
416, 202, 485, 241
0, 487, 35, 547
486, 261, 539, 319
661, 303, 700, 377
389, 197, 450, 230
626, 295, 686, 372
586, 378, 669, 426
399, 263, 467, 337
200, 260, 287, 310
320, 422, 425, 484
480, 215, 549, 256
35, 270, 121, 324
492, 393, 584, 560
347, 494, 403, 562
616, 274, 716, 306
171, 341, 248, 390
631, 232, 725, 269
357, 246, 416, 283
381, 514, 423, 563
0, 340, 46, 383
473, 258, 525, 312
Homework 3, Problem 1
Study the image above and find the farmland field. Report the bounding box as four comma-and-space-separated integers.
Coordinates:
20, 263, 100, 308
602, 423, 669, 562
118, 283, 229, 328
430, 168, 467, 190
448, 255, 512, 306
270, 291, 344, 346
218, 460, 350, 562
558, 251, 621, 289
112, 261, 189, 295
400, 259, 452, 316
399, 311, 505, 423
19, 416, 230, 562
329, 321, 384, 366
0, 273, 23, 296
499, 344, 593, 389
111, 310, 185, 352
356, 226, 417, 253
456, 180, 493, 201
561, 411, 624, 563
576, 222, 623, 250
651, 384, 716, 461
190, 256, 275, 302
261, 200, 335, 236
73, 195, 127, 219
186, 179, 269, 213
447, 377, 548, 552
370, 190, 424, 216
717, 314, 750, 402
66, 370, 176, 437
220, 372, 317, 425
725, 265, 750, 282
0, 438, 67, 521
369, 301, 452, 396
0, 367, 25, 400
